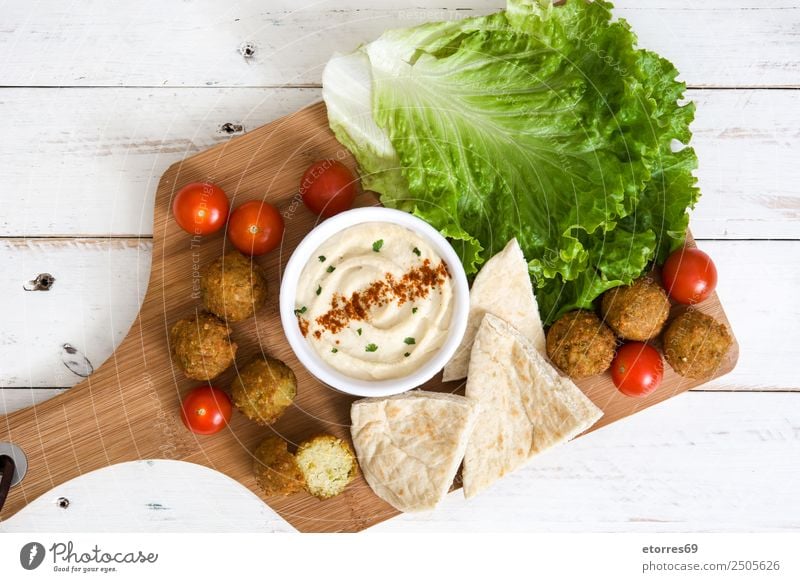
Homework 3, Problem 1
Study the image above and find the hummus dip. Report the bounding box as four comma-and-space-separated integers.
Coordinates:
295, 222, 453, 381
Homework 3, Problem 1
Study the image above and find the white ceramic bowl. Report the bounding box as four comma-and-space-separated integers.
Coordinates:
280, 207, 469, 397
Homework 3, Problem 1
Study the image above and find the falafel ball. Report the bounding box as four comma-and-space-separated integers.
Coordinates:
170, 311, 237, 380
663, 310, 732, 379
201, 251, 268, 322
546, 310, 616, 379
295, 435, 358, 500
232, 356, 297, 425
600, 277, 671, 341
253, 435, 306, 496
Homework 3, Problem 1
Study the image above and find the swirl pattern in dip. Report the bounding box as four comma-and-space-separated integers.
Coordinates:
295, 222, 453, 381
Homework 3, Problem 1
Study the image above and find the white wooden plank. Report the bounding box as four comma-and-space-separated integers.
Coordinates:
617, 2, 800, 89
0, 239, 795, 393
376, 392, 800, 532
0, 239, 150, 388
0, 459, 295, 533
691, 90, 800, 240
0, 87, 797, 238
699, 240, 797, 392
0, 87, 319, 237
2, 392, 797, 532
622, 238, 800, 393
0, 1, 797, 88
0, 0, 792, 537
0, 388, 66, 416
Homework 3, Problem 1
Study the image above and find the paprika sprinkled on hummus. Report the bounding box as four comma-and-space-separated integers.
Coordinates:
312, 258, 449, 337
295, 222, 454, 381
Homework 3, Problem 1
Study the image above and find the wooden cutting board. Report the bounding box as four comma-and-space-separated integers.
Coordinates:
0, 102, 738, 532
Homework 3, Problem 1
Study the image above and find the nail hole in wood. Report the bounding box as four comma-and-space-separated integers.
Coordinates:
57, 497, 70, 509
23, 273, 55, 291
61, 343, 94, 378
219, 122, 244, 135
239, 42, 256, 59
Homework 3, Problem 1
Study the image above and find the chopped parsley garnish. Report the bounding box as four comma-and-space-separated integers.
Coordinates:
412, 246, 421, 256
404, 337, 416, 345
316, 285, 322, 296
372, 239, 384, 252
294, 306, 307, 316
326, 265, 336, 273
365, 343, 378, 352
356, 328, 362, 336
412, 307, 418, 314
318, 255, 326, 262
331, 347, 338, 353
404, 352, 411, 358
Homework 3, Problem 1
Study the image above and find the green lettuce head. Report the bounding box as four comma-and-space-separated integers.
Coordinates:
322, 0, 698, 323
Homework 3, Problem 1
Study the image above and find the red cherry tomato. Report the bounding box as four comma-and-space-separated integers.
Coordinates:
662, 247, 717, 305
299, 160, 358, 217
172, 182, 229, 235
180, 385, 232, 435
227, 201, 285, 256
611, 342, 664, 398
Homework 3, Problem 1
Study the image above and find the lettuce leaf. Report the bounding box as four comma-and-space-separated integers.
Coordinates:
322, 0, 698, 323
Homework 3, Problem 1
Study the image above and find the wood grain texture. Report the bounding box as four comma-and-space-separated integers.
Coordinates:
1, 0, 798, 88
2, 88, 798, 238
0, 102, 738, 532
0, 0, 793, 534
0, 239, 792, 393
4, 392, 798, 533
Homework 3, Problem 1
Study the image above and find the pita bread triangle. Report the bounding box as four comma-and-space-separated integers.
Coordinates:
462, 314, 603, 498
350, 391, 478, 512
443, 238, 545, 382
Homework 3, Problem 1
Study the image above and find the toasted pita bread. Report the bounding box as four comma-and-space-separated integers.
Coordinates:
351, 391, 478, 512
443, 238, 545, 382
462, 314, 602, 498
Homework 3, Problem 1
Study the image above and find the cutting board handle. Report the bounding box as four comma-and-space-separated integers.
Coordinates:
0, 102, 741, 532
0, 320, 179, 519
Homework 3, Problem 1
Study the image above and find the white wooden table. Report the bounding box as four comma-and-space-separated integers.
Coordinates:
1, 0, 798, 532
